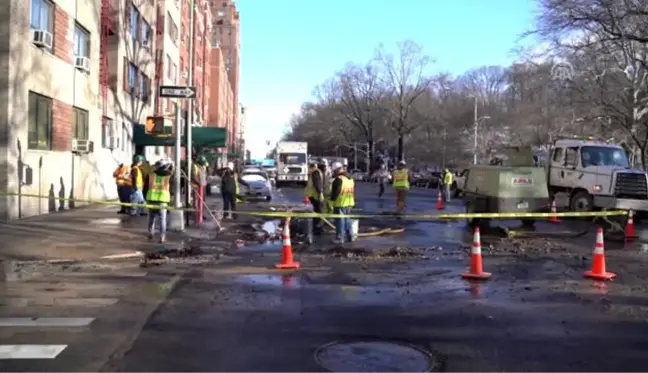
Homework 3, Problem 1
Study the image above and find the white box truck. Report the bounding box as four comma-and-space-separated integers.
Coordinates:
275, 141, 308, 187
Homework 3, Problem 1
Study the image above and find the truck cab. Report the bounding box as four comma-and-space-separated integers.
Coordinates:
547, 138, 648, 212
275, 141, 308, 187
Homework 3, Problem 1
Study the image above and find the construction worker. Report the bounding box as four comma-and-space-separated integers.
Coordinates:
318, 159, 332, 214
392, 160, 411, 214
146, 158, 174, 243
191, 155, 208, 221
220, 162, 249, 219
329, 162, 356, 244
130, 154, 147, 216
442, 168, 454, 202
112, 163, 132, 214
141, 159, 153, 200
306, 159, 324, 234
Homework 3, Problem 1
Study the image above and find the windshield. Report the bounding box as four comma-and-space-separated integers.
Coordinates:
278, 153, 307, 165
581, 146, 629, 167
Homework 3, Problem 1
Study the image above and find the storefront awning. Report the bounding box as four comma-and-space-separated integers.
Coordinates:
132, 124, 227, 148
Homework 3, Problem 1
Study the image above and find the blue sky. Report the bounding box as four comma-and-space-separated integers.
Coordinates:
236, 0, 538, 158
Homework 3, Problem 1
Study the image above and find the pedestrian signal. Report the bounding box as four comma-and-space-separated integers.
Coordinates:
145, 116, 170, 136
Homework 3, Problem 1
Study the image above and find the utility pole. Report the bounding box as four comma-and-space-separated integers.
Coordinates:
473, 96, 478, 165
353, 142, 357, 170
185, 0, 196, 221
170, 102, 184, 231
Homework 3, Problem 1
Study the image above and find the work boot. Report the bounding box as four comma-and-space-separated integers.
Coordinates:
159, 236, 166, 243
147, 233, 154, 240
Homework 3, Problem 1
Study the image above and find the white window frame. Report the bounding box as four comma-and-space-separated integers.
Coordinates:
73, 23, 90, 58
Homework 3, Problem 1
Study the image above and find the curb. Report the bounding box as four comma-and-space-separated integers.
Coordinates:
96, 273, 184, 372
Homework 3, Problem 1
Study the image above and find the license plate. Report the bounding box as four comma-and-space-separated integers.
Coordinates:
516, 201, 529, 209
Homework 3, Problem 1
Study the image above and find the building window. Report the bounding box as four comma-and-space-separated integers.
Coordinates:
139, 72, 150, 102
140, 20, 151, 45
73, 24, 90, 58
129, 4, 140, 40
167, 12, 178, 44
27, 91, 52, 150
101, 117, 117, 149
73, 107, 89, 140
30, 0, 53, 33
128, 62, 137, 91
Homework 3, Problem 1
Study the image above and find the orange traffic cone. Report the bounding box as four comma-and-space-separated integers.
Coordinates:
584, 227, 616, 280
462, 227, 492, 280
276, 218, 300, 269
625, 210, 638, 241
436, 190, 445, 210
548, 200, 561, 223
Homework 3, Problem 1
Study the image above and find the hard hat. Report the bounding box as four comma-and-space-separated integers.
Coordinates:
197, 155, 207, 164
331, 161, 343, 171
226, 162, 234, 169
399, 160, 406, 165
318, 158, 328, 166
380, 164, 387, 169
134, 154, 145, 163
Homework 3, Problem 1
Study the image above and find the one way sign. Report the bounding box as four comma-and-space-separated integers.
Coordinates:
159, 85, 196, 98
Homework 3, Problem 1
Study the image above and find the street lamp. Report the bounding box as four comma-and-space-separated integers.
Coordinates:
472, 97, 490, 165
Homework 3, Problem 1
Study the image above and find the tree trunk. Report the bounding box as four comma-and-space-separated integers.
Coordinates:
397, 135, 404, 162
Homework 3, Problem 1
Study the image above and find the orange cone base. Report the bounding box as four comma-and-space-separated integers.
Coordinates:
276, 262, 300, 269
548, 218, 561, 223
584, 270, 616, 280
462, 271, 492, 280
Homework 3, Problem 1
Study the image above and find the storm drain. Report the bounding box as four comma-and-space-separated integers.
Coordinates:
314, 340, 436, 372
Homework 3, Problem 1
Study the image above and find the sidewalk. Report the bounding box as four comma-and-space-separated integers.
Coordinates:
0, 202, 224, 262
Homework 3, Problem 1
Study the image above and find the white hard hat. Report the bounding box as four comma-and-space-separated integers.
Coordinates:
226, 162, 234, 169
331, 162, 343, 171
399, 160, 406, 165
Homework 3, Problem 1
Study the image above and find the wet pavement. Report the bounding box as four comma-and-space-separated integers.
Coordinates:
5, 182, 648, 371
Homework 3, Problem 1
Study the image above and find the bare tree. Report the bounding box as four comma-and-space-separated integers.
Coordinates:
315, 61, 386, 168
375, 40, 434, 161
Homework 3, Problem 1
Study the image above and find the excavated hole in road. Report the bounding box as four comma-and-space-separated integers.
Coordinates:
314, 340, 443, 372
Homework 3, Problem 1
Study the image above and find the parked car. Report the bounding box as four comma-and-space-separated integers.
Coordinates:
240, 168, 273, 201
349, 169, 367, 181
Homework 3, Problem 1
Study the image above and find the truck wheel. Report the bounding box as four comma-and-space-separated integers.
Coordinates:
570, 190, 593, 212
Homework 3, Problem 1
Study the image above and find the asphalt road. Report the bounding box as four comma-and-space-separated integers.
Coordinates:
5, 182, 648, 371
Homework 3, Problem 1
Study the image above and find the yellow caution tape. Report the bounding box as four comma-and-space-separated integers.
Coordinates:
0, 191, 629, 220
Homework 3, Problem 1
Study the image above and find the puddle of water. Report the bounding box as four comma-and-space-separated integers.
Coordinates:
231, 274, 303, 288
262, 220, 281, 234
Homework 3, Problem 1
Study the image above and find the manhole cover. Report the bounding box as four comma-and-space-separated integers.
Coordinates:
314, 340, 435, 372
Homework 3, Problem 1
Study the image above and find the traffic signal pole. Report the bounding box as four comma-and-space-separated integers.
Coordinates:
169, 102, 185, 232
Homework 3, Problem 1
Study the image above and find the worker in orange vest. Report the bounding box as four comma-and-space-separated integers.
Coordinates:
112, 163, 132, 214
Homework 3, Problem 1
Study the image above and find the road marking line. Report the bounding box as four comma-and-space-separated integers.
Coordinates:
0, 345, 67, 359
0, 317, 95, 327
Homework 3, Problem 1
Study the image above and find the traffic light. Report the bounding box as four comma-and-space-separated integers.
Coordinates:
145, 116, 165, 135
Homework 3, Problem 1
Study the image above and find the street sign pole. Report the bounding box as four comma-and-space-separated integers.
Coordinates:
169, 102, 184, 232
186, 0, 196, 226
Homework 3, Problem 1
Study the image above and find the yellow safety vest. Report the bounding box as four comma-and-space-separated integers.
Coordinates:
392, 169, 409, 189
333, 176, 355, 208
305, 169, 322, 198
132, 165, 144, 189
146, 174, 171, 203
443, 171, 454, 185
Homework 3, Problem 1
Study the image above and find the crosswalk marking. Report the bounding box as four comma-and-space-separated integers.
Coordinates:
0, 345, 67, 359
0, 297, 120, 307
0, 317, 95, 327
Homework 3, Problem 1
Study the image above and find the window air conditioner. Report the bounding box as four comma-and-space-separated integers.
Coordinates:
31, 29, 53, 49
74, 56, 90, 72
107, 136, 118, 149
72, 139, 94, 153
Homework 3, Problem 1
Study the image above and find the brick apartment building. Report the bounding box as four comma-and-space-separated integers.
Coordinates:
0, 0, 215, 221
207, 0, 240, 157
